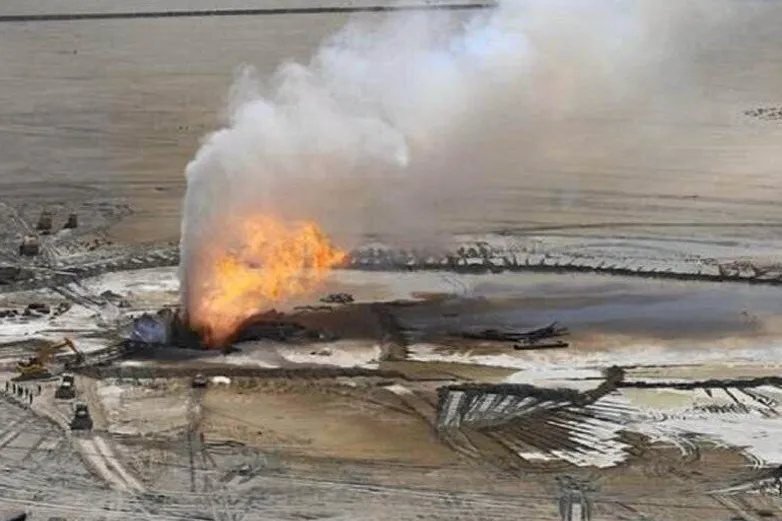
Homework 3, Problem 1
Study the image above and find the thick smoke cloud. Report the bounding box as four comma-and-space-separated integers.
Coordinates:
180, 0, 755, 306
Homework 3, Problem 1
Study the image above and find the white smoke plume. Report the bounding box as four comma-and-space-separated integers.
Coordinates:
180, 0, 757, 307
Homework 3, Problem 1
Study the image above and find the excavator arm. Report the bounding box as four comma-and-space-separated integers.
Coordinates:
62, 337, 84, 363
35, 338, 76, 364
14, 337, 82, 380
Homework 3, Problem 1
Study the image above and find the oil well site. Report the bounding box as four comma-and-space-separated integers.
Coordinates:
2, 204, 782, 521
5, 0, 782, 520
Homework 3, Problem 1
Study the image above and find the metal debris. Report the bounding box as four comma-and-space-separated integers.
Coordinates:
320, 292, 354, 304
451, 321, 570, 349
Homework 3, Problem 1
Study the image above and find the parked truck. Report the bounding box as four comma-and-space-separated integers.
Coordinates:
18, 236, 40, 257
70, 403, 93, 430
54, 374, 76, 400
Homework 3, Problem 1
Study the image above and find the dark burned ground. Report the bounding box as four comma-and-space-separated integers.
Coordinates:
225, 277, 780, 354
288, 302, 387, 340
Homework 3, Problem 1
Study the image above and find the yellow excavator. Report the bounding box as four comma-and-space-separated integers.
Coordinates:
14, 337, 83, 381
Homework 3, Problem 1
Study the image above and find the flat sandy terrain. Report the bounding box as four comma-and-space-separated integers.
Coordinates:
2, 1, 782, 249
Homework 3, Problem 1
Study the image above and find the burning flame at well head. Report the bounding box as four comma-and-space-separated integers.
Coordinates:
183, 215, 345, 347
177, 0, 745, 346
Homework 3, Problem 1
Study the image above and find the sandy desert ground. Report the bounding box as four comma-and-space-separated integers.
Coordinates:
2, 1, 782, 249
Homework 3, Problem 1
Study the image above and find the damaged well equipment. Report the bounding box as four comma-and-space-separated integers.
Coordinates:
127, 306, 338, 349
127, 308, 204, 348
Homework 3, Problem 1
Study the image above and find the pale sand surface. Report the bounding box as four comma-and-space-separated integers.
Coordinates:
2, 1, 782, 248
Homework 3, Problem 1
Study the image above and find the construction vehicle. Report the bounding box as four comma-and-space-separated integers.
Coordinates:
1, 512, 27, 521
14, 338, 83, 381
36, 211, 53, 234
70, 403, 93, 430
54, 374, 76, 399
64, 212, 78, 229
191, 373, 208, 388
0, 265, 22, 284
18, 236, 40, 257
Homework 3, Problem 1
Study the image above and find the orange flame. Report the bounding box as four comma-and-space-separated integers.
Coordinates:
186, 215, 346, 347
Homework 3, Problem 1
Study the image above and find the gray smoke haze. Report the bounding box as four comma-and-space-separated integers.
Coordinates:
180, 0, 758, 306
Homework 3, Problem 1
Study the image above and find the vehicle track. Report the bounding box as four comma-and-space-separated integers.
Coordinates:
25, 377, 147, 494
185, 384, 205, 494
74, 433, 145, 493
78, 364, 418, 380
189, 385, 260, 521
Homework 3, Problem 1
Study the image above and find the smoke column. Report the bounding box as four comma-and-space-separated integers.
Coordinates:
180, 0, 755, 313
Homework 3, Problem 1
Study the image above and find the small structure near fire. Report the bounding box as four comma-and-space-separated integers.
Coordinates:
128, 311, 171, 345
127, 307, 206, 348
18, 236, 40, 257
